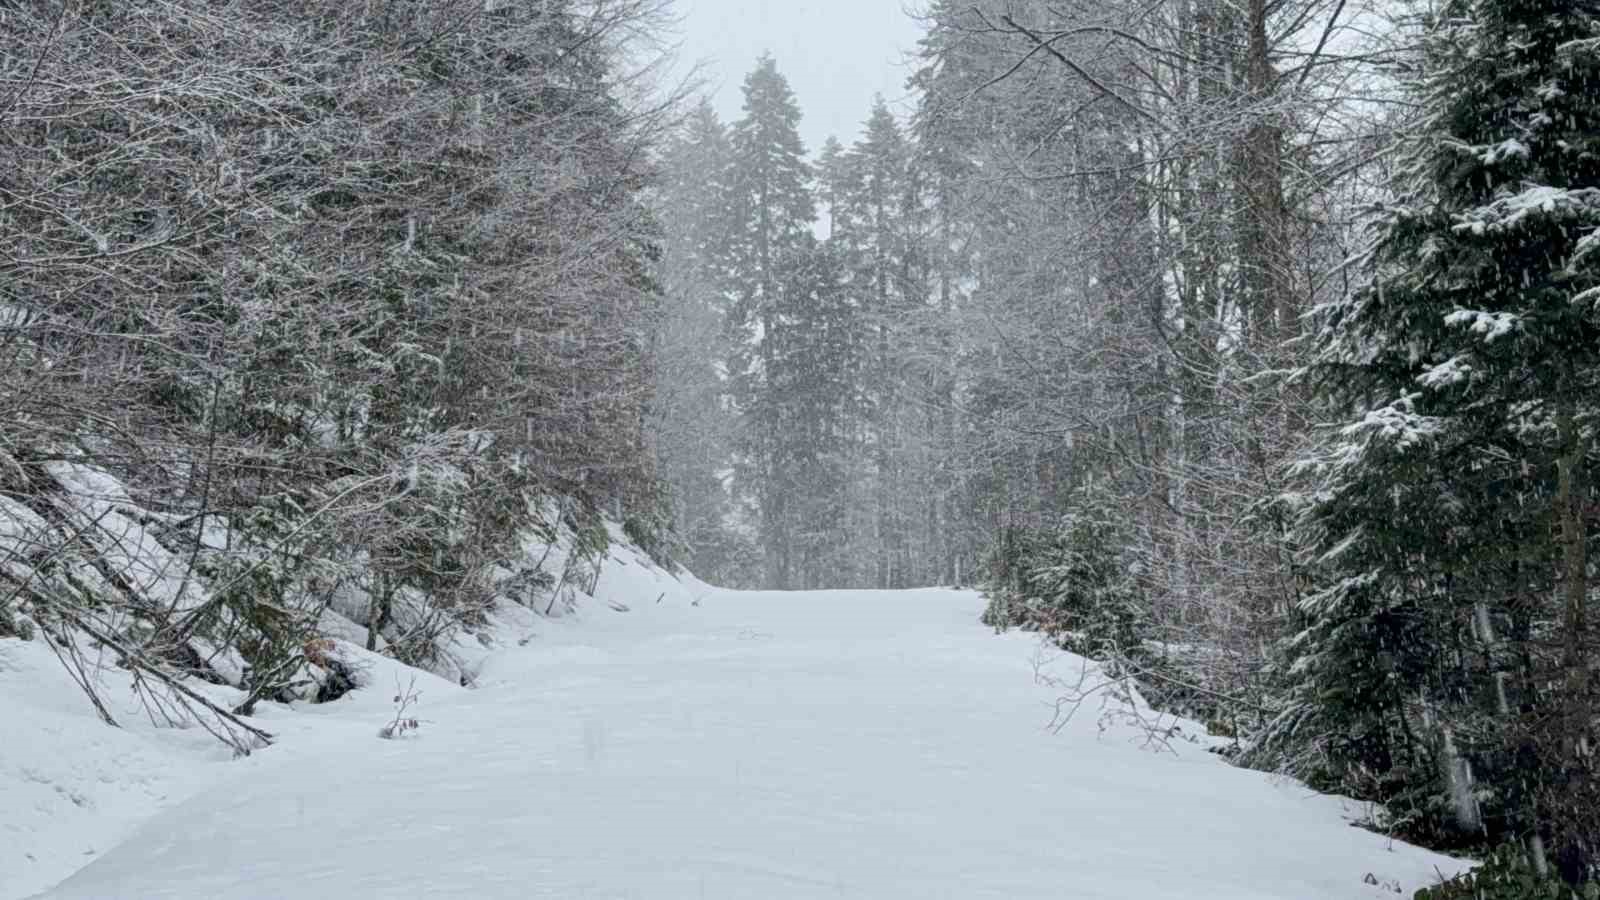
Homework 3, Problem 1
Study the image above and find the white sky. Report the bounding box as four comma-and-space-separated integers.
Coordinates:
670, 0, 926, 156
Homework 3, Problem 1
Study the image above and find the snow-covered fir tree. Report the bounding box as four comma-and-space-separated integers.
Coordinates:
652, 100, 759, 587
1261, 0, 1600, 875
723, 55, 811, 587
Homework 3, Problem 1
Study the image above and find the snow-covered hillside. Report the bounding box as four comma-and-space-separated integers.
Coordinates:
0, 532, 703, 900
10, 583, 1469, 899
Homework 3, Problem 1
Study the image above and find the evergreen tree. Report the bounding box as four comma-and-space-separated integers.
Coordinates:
908, 10, 988, 585
1261, 0, 1600, 875
816, 136, 855, 241
765, 241, 867, 587
652, 100, 755, 586
846, 98, 920, 589
726, 55, 820, 588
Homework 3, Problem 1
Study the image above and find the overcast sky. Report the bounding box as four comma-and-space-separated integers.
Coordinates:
670, 0, 926, 156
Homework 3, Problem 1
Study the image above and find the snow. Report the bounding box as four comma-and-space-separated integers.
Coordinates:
1340, 393, 1441, 450
1443, 308, 1519, 342
0, 638, 234, 900
1474, 138, 1529, 166
1418, 353, 1475, 389
1574, 222, 1600, 267
43, 462, 206, 613
7, 576, 1471, 899
1452, 184, 1600, 236
0, 496, 47, 561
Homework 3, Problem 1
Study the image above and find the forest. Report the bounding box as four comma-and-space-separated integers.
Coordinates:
3, 0, 1599, 893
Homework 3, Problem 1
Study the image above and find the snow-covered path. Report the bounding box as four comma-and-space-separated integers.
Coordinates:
31, 587, 1465, 899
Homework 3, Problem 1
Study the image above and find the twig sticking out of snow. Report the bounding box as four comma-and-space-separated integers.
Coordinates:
1032, 644, 1185, 755
378, 674, 424, 740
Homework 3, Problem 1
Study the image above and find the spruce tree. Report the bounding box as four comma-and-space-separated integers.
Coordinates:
848, 98, 918, 589
909, 13, 986, 586
653, 100, 753, 585
1262, 0, 1600, 874
816, 136, 856, 241
726, 55, 819, 588
767, 241, 867, 587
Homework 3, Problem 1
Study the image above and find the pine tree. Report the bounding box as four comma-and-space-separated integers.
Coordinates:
652, 100, 754, 585
726, 55, 820, 588
1263, 0, 1600, 874
846, 98, 919, 589
908, 10, 987, 585
816, 136, 855, 241
727, 54, 817, 341
768, 241, 867, 587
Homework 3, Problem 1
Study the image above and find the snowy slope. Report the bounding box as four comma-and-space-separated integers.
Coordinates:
0, 532, 699, 900
0, 637, 229, 900
20, 585, 1468, 900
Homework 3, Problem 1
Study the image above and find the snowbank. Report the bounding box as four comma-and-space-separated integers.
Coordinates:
0, 637, 230, 899
1, 463, 699, 900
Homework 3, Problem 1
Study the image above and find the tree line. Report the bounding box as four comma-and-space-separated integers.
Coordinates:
651, 0, 1600, 886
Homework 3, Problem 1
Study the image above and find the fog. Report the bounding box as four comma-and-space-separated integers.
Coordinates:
673, 0, 925, 152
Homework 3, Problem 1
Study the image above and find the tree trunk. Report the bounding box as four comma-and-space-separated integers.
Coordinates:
366, 571, 393, 652
1556, 394, 1589, 758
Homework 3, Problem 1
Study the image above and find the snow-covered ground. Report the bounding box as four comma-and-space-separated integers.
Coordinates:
8, 578, 1469, 899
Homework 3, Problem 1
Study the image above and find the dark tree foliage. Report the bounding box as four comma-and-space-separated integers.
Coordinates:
1255, 0, 1600, 877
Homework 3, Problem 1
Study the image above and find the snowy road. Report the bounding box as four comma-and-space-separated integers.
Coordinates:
31, 586, 1465, 899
